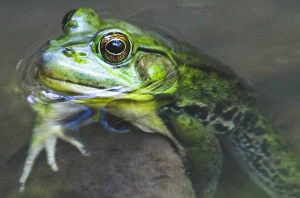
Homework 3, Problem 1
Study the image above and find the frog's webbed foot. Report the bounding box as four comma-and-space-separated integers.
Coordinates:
19, 124, 89, 192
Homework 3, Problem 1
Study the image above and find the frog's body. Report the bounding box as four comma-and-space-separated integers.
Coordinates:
19, 8, 300, 198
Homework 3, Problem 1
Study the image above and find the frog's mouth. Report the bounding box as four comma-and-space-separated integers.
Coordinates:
38, 72, 154, 101
38, 71, 126, 94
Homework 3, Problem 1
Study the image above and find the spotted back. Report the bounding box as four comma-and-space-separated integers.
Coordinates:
184, 102, 300, 198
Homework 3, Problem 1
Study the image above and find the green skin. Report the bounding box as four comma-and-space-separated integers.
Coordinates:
19, 8, 300, 198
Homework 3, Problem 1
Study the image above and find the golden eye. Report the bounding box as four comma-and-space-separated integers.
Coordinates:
98, 32, 131, 63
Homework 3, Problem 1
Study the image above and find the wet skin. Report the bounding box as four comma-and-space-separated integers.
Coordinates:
19, 8, 300, 198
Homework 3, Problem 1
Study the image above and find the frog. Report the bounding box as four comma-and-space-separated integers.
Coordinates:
18, 8, 300, 198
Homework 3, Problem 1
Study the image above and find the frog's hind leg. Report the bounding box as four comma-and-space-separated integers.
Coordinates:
221, 108, 300, 198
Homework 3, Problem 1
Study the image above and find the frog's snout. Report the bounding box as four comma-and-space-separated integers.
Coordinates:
37, 46, 62, 77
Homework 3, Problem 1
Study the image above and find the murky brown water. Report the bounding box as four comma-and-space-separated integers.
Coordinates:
1, 0, 300, 197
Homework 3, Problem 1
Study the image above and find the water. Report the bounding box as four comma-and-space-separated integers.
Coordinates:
1, 0, 300, 197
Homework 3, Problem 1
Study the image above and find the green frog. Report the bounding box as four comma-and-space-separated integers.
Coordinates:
18, 8, 300, 198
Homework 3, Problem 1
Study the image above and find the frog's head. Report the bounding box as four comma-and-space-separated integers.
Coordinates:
38, 8, 178, 101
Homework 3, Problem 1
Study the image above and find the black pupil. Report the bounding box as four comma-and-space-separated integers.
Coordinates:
106, 39, 125, 54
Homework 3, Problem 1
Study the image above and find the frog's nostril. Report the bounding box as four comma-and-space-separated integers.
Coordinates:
62, 47, 75, 57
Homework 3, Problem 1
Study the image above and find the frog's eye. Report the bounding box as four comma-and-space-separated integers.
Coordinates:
98, 32, 131, 64
62, 10, 75, 29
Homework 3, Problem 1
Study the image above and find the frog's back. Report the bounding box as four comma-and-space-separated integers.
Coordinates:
173, 44, 300, 198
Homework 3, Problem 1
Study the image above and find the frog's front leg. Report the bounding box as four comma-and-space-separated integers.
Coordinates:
160, 108, 222, 198
19, 102, 98, 192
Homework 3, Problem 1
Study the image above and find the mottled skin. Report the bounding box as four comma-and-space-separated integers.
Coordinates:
19, 8, 300, 198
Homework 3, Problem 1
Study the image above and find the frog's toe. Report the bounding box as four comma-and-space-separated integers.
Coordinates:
58, 133, 90, 156
45, 136, 59, 171
19, 136, 59, 192
19, 143, 44, 192
79, 148, 91, 156
18, 185, 24, 193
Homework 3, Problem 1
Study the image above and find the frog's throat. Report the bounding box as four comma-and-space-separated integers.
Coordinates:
38, 73, 154, 101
